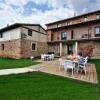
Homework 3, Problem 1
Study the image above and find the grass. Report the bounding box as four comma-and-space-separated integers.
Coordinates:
88, 59, 100, 98
0, 58, 41, 69
0, 59, 100, 100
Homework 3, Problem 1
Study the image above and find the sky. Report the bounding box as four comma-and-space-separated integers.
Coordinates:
0, 0, 100, 29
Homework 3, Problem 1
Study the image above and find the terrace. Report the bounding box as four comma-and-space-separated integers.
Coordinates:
30, 59, 98, 84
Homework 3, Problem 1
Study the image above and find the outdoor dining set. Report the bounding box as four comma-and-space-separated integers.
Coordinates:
59, 56, 88, 75
40, 52, 88, 76
41, 54, 55, 61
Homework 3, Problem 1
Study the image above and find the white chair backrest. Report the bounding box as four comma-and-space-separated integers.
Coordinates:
84, 56, 88, 64
59, 58, 65, 66
41, 54, 45, 58
51, 54, 54, 58
64, 60, 74, 66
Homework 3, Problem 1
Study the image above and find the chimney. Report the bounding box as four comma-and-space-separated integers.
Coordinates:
7, 24, 9, 27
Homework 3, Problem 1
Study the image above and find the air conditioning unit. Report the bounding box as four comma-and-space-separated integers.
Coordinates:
21, 33, 27, 38
81, 34, 91, 38
81, 34, 87, 38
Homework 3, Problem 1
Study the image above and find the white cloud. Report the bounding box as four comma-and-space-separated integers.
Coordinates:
69, 0, 100, 14
5, 0, 28, 6
0, 0, 100, 29
0, 0, 74, 29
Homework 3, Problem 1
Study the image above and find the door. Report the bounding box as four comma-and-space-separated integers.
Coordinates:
67, 44, 73, 54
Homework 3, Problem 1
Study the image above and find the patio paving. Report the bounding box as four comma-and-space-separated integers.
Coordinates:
30, 59, 98, 84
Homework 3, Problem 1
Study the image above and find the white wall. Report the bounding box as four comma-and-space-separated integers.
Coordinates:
0, 28, 21, 41
23, 25, 46, 34
21, 27, 47, 42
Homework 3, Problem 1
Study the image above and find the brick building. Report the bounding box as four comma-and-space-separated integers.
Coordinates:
0, 23, 48, 59
46, 10, 100, 58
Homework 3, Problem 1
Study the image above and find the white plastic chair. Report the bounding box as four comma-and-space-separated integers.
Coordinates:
51, 54, 54, 60
41, 54, 46, 61
47, 54, 55, 61
58, 58, 65, 70
63, 60, 75, 75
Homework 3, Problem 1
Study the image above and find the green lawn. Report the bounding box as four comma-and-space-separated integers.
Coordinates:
0, 59, 100, 100
0, 72, 99, 100
89, 59, 100, 98
0, 58, 41, 69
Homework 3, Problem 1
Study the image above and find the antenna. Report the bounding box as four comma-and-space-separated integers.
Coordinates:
74, 12, 76, 17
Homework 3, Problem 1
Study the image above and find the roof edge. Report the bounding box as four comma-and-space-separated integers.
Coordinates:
45, 9, 100, 26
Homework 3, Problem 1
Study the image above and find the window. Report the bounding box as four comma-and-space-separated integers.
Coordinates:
96, 14, 100, 19
95, 27, 100, 34
28, 29, 32, 36
61, 32, 67, 40
0, 33, 3, 38
51, 33, 54, 41
71, 30, 75, 39
84, 16, 87, 21
32, 43, 36, 51
1, 44, 4, 50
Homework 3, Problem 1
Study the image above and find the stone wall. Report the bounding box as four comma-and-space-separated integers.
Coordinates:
20, 39, 48, 58
0, 39, 48, 59
93, 41, 100, 58
78, 41, 95, 57
78, 41, 100, 58
0, 39, 21, 59
48, 43, 60, 55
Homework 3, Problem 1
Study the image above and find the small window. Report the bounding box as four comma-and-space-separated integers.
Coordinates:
0, 33, 3, 38
61, 32, 67, 40
28, 29, 32, 36
84, 16, 87, 21
51, 33, 54, 41
95, 27, 100, 34
96, 14, 100, 19
1, 44, 4, 50
32, 43, 36, 51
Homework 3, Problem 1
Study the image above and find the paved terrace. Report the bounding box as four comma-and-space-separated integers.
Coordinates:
0, 59, 98, 84
29, 59, 98, 84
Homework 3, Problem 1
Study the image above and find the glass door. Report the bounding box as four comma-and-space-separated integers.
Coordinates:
67, 44, 73, 54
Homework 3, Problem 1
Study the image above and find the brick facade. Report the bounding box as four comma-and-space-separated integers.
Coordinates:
46, 10, 100, 58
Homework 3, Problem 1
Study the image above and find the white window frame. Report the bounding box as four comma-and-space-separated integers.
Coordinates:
96, 14, 100, 19
61, 32, 67, 40
95, 27, 100, 34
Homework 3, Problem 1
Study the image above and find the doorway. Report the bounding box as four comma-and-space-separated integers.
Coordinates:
67, 44, 73, 54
